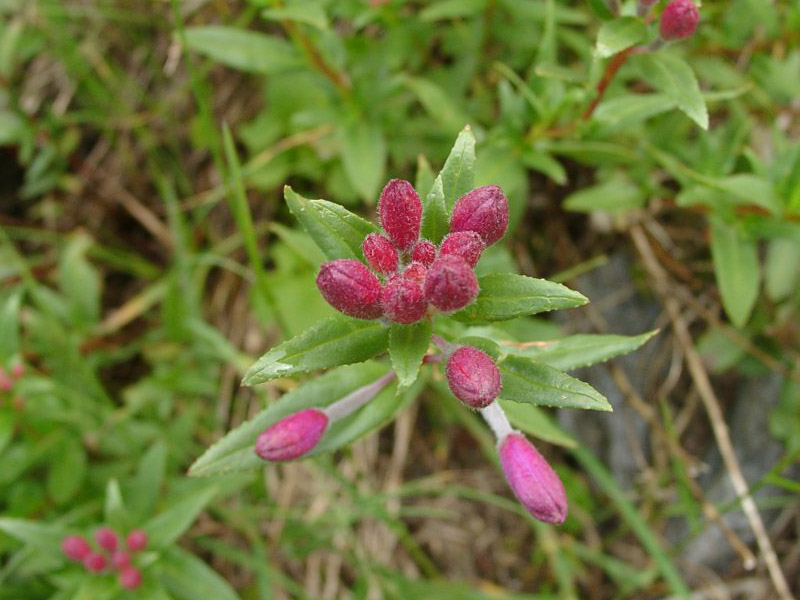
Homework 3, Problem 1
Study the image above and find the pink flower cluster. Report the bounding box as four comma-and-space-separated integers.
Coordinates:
316, 180, 509, 324
61, 528, 147, 590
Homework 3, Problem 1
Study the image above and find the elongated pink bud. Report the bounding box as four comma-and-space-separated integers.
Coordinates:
382, 278, 428, 324
255, 409, 329, 461
119, 566, 142, 590
424, 255, 478, 312
126, 530, 148, 552
316, 260, 384, 320
62, 536, 91, 561
379, 179, 422, 251
84, 552, 108, 573
411, 239, 436, 267
450, 186, 509, 246
659, 0, 699, 40
362, 233, 398, 275
446, 347, 502, 408
439, 231, 485, 268
95, 527, 118, 552
499, 433, 568, 524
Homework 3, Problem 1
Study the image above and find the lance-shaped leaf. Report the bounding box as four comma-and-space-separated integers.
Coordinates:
503, 330, 657, 371
595, 17, 647, 59
455, 273, 587, 322
498, 355, 612, 411
285, 186, 378, 261
635, 51, 708, 130
242, 316, 389, 385
389, 320, 432, 390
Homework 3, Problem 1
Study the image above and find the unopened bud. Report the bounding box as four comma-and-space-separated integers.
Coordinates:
11, 363, 24, 379
411, 239, 436, 267
401, 262, 428, 286
446, 347, 502, 408
95, 527, 118, 552
382, 278, 428, 324
0, 372, 11, 392
450, 186, 509, 246
362, 233, 398, 275
659, 0, 699, 41
439, 231, 485, 268
498, 433, 568, 524
255, 408, 329, 462
62, 536, 91, 561
424, 255, 479, 312
316, 260, 384, 320
126, 530, 148, 552
84, 552, 108, 573
119, 566, 142, 590
379, 179, 422, 251
112, 551, 131, 569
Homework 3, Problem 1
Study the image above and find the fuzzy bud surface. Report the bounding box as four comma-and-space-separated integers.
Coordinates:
424, 255, 479, 312
401, 262, 428, 286
62, 536, 91, 561
255, 409, 328, 462
659, 0, 699, 40
316, 260, 384, 320
362, 233, 398, 275
439, 231, 485, 268
446, 347, 502, 408
126, 530, 148, 552
450, 186, 509, 246
499, 433, 568, 524
95, 527, 118, 553
411, 239, 436, 267
119, 567, 142, 590
382, 278, 428, 324
379, 179, 422, 251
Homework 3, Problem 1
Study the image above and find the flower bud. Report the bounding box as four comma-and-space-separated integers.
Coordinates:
450, 186, 509, 246
11, 363, 24, 379
255, 408, 329, 462
446, 347, 502, 408
439, 231, 485, 268
659, 0, 699, 41
112, 551, 131, 569
401, 262, 428, 286
62, 536, 91, 561
382, 278, 428, 324
362, 233, 398, 275
411, 239, 436, 267
0, 371, 11, 392
498, 433, 568, 524
424, 255, 479, 312
95, 527, 118, 552
379, 179, 422, 251
126, 530, 148, 552
119, 566, 142, 590
316, 260, 384, 320
84, 552, 108, 573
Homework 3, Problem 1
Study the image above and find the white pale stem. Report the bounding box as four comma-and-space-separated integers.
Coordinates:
323, 370, 397, 421
480, 401, 513, 442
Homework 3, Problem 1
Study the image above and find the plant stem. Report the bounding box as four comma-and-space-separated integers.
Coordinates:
323, 370, 397, 421
480, 401, 513, 442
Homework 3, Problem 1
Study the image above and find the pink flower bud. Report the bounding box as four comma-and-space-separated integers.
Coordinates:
84, 552, 108, 573
450, 186, 509, 246
424, 255, 479, 312
379, 179, 422, 251
499, 433, 568, 524
10, 363, 24, 378
659, 0, 699, 41
446, 347, 502, 408
362, 233, 398, 275
95, 527, 118, 553
0, 372, 11, 393
112, 551, 131, 569
401, 262, 428, 286
439, 231, 485, 268
126, 530, 148, 552
255, 408, 329, 462
62, 536, 91, 561
316, 260, 384, 320
119, 566, 142, 590
411, 239, 436, 267
382, 278, 428, 325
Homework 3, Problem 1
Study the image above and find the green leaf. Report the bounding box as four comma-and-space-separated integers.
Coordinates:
498, 356, 612, 411
585, 0, 614, 20
72, 577, 119, 600
455, 273, 587, 323
338, 118, 386, 202
403, 77, 472, 136
285, 186, 378, 261
190, 363, 401, 477
419, 0, 487, 21
499, 400, 578, 448
261, 4, 329, 29
635, 52, 708, 129
596, 17, 647, 58
765, 238, 800, 302
183, 26, 300, 74
389, 321, 432, 390
0, 291, 21, 360
46, 437, 86, 505
563, 174, 645, 213
714, 174, 780, 214
593, 94, 676, 129
0, 411, 13, 455
710, 220, 760, 327
242, 316, 389, 385
505, 331, 658, 370
421, 126, 476, 244
104, 478, 131, 532
143, 485, 218, 548
59, 234, 100, 327
521, 149, 567, 185
158, 547, 241, 600
130, 440, 168, 520
0, 518, 64, 555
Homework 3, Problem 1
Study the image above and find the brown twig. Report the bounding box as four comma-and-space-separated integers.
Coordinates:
581, 47, 635, 121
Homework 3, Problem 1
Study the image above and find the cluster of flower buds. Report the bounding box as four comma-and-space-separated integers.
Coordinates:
0, 362, 25, 409
316, 180, 509, 325
62, 528, 147, 590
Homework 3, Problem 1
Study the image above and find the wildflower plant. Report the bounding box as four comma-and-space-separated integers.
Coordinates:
191, 128, 654, 524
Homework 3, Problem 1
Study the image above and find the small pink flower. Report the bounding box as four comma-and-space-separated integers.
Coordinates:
446, 347, 502, 408
660, 0, 699, 40
119, 566, 143, 590
362, 233, 398, 275
439, 231, 485, 268
255, 409, 329, 462
499, 433, 568, 524
379, 179, 422, 251
95, 527, 118, 553
316, 260, 384, 320
424, 255, 478, 312
450, 186, 509, 246
62, 536, 91, 561
126, 530, 148, 552
411, 239, 436, 267
84, 552, 108, 573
